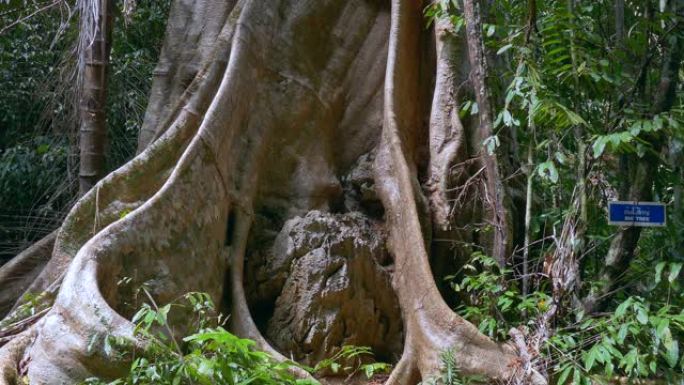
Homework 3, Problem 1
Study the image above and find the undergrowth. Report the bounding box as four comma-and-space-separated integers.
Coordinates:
81, 291, 390, 385
440, 253, 684, 385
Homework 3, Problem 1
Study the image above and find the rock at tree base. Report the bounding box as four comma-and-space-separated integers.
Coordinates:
262, 211, 402, 366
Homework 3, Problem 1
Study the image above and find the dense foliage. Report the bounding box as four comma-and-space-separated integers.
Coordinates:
0, 2, 76, 261
0, 0, 169, 263
426, 0, 684, 383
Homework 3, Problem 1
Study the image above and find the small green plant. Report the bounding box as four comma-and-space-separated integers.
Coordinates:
447, 252, 684, 384
82, 291, 318, 385
419, 349, 484, 385
118, 208, 132, 220
549, 296, 684, 385
0, 291, 54, 332
313, 345, 391, 379
447, 252, 551, 340
82, 291, 390, 385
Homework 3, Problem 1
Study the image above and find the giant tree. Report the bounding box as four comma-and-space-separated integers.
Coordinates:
0, 0, 681, 384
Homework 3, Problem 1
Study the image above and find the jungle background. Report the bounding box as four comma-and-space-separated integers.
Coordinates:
0, 0, 683, 384
0, 0, 170, 264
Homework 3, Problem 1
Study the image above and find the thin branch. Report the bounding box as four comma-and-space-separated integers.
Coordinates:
0, 0, 62, 35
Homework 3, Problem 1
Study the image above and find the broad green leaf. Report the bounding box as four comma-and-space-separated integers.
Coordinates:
584, 348, 597, 371
615, 297, 632, 318
537, 160, 559, 183
623, 348, 638, 373
558, 365, 572, 385
656, 320, 670, 339
157, 304, 171, 325
636, 308, 648, 325
617, 324, 629, 344
669, 263, 682, 283
497, 44, 513, 55
662, 328, 679, 368
503, 109, 513, 126
592, 137, 607, 158
604, 361, 614, 378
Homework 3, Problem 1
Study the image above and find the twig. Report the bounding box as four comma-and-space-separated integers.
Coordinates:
0, 0, 62, 35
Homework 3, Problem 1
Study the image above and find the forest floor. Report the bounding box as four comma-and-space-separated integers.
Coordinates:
319, 373, 390, 385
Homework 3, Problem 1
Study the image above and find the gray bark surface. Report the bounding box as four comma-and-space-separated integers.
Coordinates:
0, 1, 544, 384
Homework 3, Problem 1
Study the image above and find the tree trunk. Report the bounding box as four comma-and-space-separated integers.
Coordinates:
462, 0, 512, 266
78, 0, 113, 195
0, 232, 55, 319
0, 1, 543, 384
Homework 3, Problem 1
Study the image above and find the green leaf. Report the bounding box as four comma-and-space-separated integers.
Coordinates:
572, 367, 581, 385
656, 320, 670, 340
615, 298, 632, 318
157, 304, 171, 325
197, 360, 214, 377
662, 328, 679, 368
87, 333, 100, 354
362, 363, 390, 378
557, 365, 572, 385
636, 308, 649, 325
493, 110, 503, 127
617, 323, 629, 344
36, 144, 49, 155
483, 135, 500, 155
555, 151, 568, 165
537, 160, 559, 183
503, 109, 513, 126
592, 136, 608, 158
604, 361, 614, 377
623, 348, 638, 373
665, 341, 680, 369
497, 44, 513, 55
103, 336, 113, 357
668, 263, 682, 283
629, 120, 643, 135
584, 348, 597, 371
655, 262, 666, 284
505, 89, 515, 105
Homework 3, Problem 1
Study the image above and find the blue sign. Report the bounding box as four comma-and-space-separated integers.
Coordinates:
608, 201, 666, 227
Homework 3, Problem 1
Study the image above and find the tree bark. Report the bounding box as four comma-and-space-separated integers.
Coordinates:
375, 0, 521, 382
78, 0, 113, 195
0, 232, 55, 319
462, 0, 512, 266
0, 1, 545, 384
